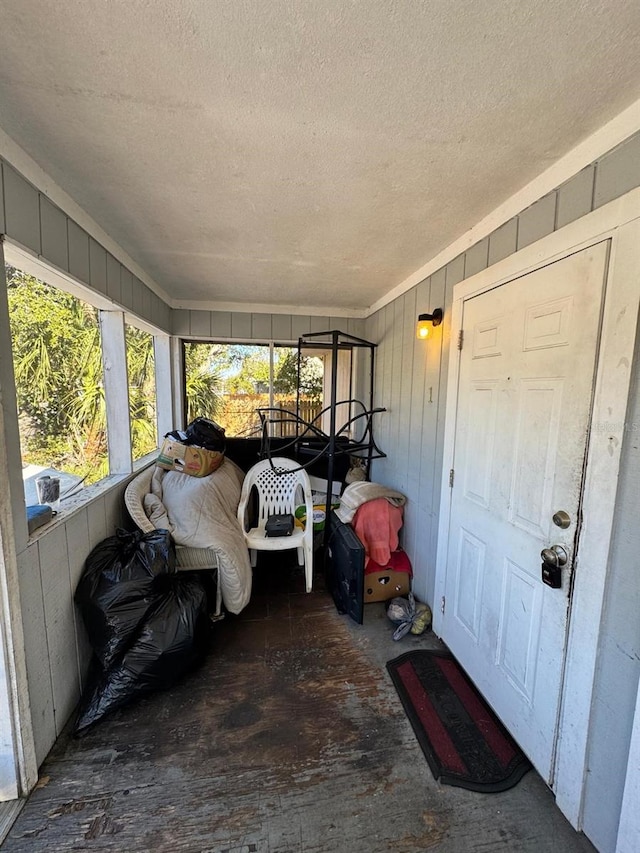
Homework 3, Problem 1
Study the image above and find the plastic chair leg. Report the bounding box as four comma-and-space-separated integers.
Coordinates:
304, 539, 313, 593
296, 546, 303, 566
250, 548, 257, 568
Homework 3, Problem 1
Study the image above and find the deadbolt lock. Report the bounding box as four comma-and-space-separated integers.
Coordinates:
552, 510, 571, 529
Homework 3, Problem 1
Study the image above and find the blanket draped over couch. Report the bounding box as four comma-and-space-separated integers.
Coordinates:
143, 459, 252, 614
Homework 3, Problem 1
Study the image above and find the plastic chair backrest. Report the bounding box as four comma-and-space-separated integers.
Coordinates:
246, 458, 309, 524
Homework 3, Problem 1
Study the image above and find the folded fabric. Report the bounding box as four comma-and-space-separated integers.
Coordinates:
352, 497, 404, 567
335, 480, 406, 524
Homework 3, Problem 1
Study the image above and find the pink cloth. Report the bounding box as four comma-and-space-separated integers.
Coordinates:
352, 498, 404, 567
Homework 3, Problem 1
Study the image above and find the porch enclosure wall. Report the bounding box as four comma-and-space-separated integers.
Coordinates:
15, 485, 129, 768
172, 307, 364, 343
365, 130, 640, 853
0, 119, 639, 852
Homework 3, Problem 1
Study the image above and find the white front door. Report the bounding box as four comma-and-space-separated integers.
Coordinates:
441, 242, 609, 782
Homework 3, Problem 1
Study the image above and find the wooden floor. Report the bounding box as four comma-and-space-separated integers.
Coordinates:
3, 558, 596, 852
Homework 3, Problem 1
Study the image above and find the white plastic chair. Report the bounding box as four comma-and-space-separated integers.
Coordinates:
237, 457, 314, 592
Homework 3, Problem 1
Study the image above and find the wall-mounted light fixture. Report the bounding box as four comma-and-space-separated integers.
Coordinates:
416, 308, 443, 339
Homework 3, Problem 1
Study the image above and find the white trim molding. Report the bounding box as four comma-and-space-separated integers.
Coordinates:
100, 311, 133, 476
0, 243, 38, 799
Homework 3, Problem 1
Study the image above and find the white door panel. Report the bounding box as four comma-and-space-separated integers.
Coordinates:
443, 242, 609, 782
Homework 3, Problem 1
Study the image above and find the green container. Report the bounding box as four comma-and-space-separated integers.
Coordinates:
295, 505, 327, 531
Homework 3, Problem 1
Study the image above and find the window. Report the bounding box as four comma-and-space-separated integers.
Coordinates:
125, 324, 158, 460
271, 345, 323, 436
6, 256, 162, 513
183, 342, 324, 437
7, 264, 108, 489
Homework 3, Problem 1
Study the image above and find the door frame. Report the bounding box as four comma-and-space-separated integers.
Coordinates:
434, 186, 640, 829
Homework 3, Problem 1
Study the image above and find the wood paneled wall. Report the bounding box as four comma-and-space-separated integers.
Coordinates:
365, 129, 640, 608
15, 483, 128, 767
172, 310, 364, 341
365, 269, 455, 607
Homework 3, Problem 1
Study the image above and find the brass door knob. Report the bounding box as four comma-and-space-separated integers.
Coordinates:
540, 545, 569, 567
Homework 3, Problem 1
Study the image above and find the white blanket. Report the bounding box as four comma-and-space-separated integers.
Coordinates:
143, 459, 252, 614
334, 480, 407, 524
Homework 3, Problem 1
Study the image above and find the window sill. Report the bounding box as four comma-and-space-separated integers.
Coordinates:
25, 450, 159, 541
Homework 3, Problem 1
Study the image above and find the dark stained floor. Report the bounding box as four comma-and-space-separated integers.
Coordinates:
3, 557, 596, 853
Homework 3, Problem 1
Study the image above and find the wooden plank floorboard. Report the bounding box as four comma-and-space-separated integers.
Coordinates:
0, 801, 25, 846
3, 564, 596, 853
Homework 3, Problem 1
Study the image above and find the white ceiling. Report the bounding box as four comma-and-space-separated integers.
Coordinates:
0, 1, 639, 313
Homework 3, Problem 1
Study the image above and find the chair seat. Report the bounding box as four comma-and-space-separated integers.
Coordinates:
244, 525, 306, 552
175, 545, 219, 570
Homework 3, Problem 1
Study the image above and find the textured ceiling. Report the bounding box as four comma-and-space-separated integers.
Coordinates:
0, 0, 639, 312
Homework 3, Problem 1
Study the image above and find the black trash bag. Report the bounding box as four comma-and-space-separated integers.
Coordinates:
75, 575, 210, 734
75, 528, 176, 670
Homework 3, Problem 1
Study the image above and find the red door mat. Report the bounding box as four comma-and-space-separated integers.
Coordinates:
386, 650, 531, 792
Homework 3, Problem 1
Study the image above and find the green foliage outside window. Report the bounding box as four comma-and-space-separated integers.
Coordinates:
7, 267, 169, 483
273, 349, 323, 400
8, 267, 328, 483
183, 343, 323, 437
125, 324, 158, 459
7, 267, 108, 482
184, 343, 224, 424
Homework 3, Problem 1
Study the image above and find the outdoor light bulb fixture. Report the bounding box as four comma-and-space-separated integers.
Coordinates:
416, 308, 443, 339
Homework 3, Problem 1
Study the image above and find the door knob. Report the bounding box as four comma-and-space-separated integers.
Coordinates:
540, 544, 569, 567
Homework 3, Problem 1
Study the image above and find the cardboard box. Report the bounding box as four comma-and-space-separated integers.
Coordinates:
156, 438, 224, 477
364, 569, 411, 603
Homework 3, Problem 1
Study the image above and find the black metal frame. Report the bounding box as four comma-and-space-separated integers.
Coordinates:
258, 329, 385, 547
